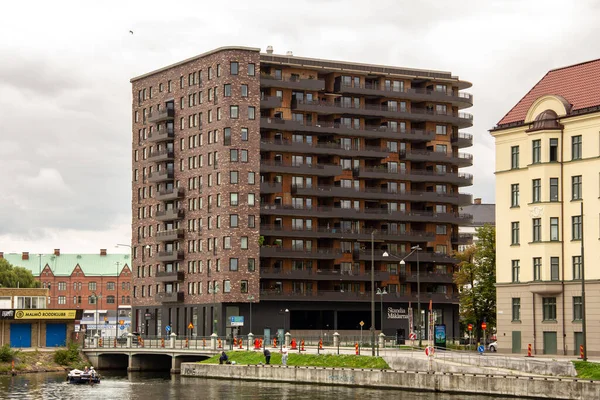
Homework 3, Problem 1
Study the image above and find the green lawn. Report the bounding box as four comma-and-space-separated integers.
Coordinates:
573, 361, 600, 380
200, 351, 389, 369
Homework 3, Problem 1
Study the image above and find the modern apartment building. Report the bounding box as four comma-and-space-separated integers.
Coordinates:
458, 198, 495, 251
131, 46, 473, 340
490, 59, 600, 355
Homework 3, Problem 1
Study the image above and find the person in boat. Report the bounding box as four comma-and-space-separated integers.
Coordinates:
89, 367, 96, 378
83, 366, 89, 374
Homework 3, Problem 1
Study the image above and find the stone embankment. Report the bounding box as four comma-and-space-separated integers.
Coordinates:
181, 363, 600, 400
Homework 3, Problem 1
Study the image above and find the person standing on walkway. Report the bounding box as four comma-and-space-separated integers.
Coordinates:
263, 348, 271, 365
281, 344, 289, 366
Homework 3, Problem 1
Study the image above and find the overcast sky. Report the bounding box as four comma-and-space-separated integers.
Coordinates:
1, 0, 598, 254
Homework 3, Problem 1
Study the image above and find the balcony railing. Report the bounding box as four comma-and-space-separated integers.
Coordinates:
157, 250, 184, 262
399, 150, 473, 167
155, 208, 184, 221
451, 132, 474, 149
260, 204, 472, 224
155, 229, 185, 242
403, 272, 454, 284
260, 161, 343, 177
260, 182, 282, 194
260, 139, 389, 158
260, 247, 342, 260
335, 81, 473, 108
258, 289, 459, 303
147, 170, 174, 183
358, 250, 459, 264
155, 291, 184, 303
259, 224, 434, 242
260, 267, 390, 282
451, 233, 474, 245
148, 148, 174, 162
260, 95, 283, 109
292, 99, 473, 128
155, 187, 185, 201
155, 270, 185, 282
260, 117, 434, 142
147, 128, 175, 143
260, 74, 325, 91
147, 108, 175, 124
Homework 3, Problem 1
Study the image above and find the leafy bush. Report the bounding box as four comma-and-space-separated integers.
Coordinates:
0, 344, 18, 362
54, 342, 81, 366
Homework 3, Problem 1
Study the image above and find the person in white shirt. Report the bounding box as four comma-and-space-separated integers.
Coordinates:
281, 345, 289, 366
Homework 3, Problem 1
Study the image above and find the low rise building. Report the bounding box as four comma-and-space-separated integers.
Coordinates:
0, 288, 83, 347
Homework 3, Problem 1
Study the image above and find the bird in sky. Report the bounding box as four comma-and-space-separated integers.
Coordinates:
129, 30, 134, 35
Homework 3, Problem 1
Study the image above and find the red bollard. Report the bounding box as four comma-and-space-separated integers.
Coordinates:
580, 345, 584, 359
355, 342, 359, 355
319, 339, 323, 350
300, 340, 305, 352
527, 343, 532, 357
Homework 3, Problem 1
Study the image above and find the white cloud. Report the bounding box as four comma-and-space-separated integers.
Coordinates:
1, 0, 599, 251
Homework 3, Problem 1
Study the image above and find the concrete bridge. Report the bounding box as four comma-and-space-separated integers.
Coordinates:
83, 347, 217, 374
82, 333, 226, 373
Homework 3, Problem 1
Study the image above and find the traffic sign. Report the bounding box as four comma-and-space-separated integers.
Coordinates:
359, 321, 364, 327
166, 325, 171, 333
481, 322, 487, 330
478, 345, 485, 353
467, 324, 473, 331
425, 346, 435, 356
188, 322, 194, 329
119, 320, 125, 325
409, 332, 417, 340
230, 316, 244, 327
120, 325, 125, 330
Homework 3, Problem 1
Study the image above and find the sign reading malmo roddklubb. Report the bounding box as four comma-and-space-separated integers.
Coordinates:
0, 309, 83, 320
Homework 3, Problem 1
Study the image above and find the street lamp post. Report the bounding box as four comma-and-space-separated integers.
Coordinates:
248, 295, 255, 334
370, 230, 376, 356
280, 308, 289, 350
376, 288, 387, 334
210, 282, 219, 334
384, 245, 422, 346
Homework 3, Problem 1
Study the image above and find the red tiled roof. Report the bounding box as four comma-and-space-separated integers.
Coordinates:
497, 58, 600, 126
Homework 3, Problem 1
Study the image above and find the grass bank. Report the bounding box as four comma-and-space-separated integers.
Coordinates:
200, 351, 389, 369
0, 343, 87, 375
573, 361, 600, 380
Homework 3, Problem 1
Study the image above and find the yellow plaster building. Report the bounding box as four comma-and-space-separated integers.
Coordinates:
490, 59, 600, 356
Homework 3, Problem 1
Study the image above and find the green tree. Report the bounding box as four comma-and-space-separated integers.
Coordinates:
454, 224, 496, 341
0, 259, 40, 288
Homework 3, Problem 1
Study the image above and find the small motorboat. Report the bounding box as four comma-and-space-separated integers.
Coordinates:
67, 368, 101, 384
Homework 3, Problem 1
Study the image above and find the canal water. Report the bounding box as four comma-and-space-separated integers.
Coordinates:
0, 371, 515, 399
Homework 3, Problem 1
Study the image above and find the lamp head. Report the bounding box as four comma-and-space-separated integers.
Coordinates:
382, 251, 389, 257
399, 259, 406, 265
411, 245, 422, 251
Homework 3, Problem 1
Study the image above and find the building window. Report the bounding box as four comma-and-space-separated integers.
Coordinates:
58, 282, 67, 291
436, 125, 447, 135
241, 84, 248, 97
512, 298, 520, 321
248, 215, 255, 228
217, 64, 222, 77
248, 106, 256, 120
88, 282, 97, 291
229, 258, 238, 271
230, 171, 239, 184
88, 296, 97, 304
511, 184, 519, 207
543, 297, 557, 321
572, 176, 582, 200
533, 257, 542, 281
241, 128, 249, 141
436, 225, 447, 235
549, 138, 558, 161
572, 215, 582, 240
512, 260, 520, 283
573, 256, 582, 280
230, 214, 239, 228
241, 280, 249, 293
532, 218, 541, 242
248, 258, 256, 271
106, 296, 115, 304
58, 296, 66, 305
532, 179, 541, 203
549, 178, 559, 201
573, 296, 583, 321
241, 236, 248, 249
247, 63, 255, 76
532, 139, 541, 164
572, 135, 582, 160
550, 257, 559, 281
224, 84, 231, 97
511, 146, 519, 169
550, 217, 559, 241
230, 105, 239, 119
107, 282, 115, 290
230, 62, 239, 75
511, 222, 520, 245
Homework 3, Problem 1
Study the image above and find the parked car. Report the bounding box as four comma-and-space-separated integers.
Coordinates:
488, 341, 497, 352
117, 332, 141, 345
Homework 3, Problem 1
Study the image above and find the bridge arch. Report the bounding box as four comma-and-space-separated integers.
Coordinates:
130, 353, 173, 372
97, 353, 129, 370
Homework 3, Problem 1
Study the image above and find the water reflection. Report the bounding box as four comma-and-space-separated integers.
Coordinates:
0, 371, 515, 400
